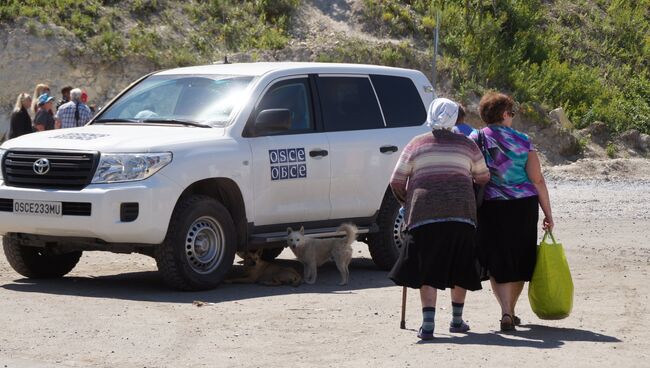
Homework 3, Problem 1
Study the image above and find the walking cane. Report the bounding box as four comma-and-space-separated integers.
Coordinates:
399, 213, 411, 330
400, 286, 407, 329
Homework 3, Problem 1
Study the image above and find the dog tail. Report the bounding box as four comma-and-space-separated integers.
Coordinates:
338, 223, 358, 246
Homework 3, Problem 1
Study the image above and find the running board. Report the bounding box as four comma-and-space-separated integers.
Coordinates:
250, 226, 373, 243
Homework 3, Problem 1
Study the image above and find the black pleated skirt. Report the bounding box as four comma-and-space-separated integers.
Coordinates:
477, 196, 539, 283
388, 221, 482, 291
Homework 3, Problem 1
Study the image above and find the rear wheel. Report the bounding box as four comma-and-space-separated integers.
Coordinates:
155, 195, 236, 291
3, 234, 82, 278
366, 191, 408, 270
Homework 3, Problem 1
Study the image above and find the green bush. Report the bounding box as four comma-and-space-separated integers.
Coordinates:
187, 0, 300, 52
0, 0, 301, 67
606, 142, 617, 158
316, 39, 429, 70
89, 31, 125, 61
130, 0, 159, 17
360, 0, 650, 134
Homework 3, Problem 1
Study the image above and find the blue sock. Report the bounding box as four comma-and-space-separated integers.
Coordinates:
422, 307, 435, 332
451, 302, 464, 326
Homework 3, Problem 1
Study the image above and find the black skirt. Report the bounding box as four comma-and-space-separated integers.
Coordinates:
388, 222, 482, 291
477, 196, 539, 283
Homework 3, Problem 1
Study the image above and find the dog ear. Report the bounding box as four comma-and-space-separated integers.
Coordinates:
287, 227, 293, 234
299, 226, 304, 235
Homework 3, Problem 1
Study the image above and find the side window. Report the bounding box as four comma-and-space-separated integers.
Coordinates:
254, 78, 313, 135
370, 75, 427, 127
317, 76, 385, 132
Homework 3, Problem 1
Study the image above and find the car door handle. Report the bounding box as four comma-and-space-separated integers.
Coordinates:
309, 149, 328, 157
380, 145, 398, 153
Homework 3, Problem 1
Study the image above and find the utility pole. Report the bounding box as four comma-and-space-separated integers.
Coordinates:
432, 8, 440, 90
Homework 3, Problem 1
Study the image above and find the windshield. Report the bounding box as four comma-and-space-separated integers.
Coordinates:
95, 74, 255, 127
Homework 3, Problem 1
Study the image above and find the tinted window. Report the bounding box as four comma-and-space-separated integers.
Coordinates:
254, 78, 313, 134
317, 76, 384, 131
370, 75, 427, 127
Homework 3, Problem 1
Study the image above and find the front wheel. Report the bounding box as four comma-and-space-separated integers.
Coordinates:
366, 191, 408, 270
3, 234, 82, 278
155, 195, 237, 291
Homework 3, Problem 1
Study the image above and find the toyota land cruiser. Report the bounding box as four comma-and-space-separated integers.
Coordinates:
0, 62, 434, 290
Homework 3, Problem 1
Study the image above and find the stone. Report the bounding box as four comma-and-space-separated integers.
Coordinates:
619, 129, 644, 151
586, 121, 610, 145
549, 107, 573, 130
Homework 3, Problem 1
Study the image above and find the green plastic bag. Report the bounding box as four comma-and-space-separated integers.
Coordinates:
528, 231, 573, 320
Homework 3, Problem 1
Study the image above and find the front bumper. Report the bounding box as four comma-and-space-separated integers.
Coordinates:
0, 174, 183, 244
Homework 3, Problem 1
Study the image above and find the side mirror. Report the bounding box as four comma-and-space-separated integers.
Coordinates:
254, 109, 291, 135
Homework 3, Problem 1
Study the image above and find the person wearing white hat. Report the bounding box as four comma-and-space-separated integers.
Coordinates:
389, 97, 490, 340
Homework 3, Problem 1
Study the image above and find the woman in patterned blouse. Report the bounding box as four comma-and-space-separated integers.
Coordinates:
470, 92, 554, 331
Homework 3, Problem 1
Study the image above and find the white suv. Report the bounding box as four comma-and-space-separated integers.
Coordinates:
0, 62, 434, 290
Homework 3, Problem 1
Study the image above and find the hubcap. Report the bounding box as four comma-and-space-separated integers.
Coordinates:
392, 209, 410, 250
184, 216, 225, 275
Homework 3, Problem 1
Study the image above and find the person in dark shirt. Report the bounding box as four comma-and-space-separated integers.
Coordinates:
9, 93, 33, 139
34, 94, 56, 131
56, 85, 72, 111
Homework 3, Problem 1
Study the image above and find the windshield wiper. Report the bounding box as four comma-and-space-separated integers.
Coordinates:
93, 118, 140, 124
92, 118, 210, 128
140, 118, 211, 128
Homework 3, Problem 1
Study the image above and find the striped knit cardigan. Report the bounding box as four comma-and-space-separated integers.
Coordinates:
390, 129, 489, 229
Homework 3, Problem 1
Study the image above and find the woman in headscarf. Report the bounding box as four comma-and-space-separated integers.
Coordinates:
470, 92, 554, 331
389, 98, 490, 340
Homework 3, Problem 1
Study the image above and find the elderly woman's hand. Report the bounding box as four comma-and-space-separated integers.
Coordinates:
542, 216, 554, 231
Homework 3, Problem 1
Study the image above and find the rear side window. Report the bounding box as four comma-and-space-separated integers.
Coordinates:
370, 75, 426, 127
317, 76, 384, 132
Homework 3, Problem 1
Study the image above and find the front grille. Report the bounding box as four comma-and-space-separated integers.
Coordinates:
62, 202, 92, 216
0, 198, 91, 216
2, 150, 98, 190
0, 198, 12, 212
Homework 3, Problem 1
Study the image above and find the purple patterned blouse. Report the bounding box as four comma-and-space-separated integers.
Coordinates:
470, 125, 538, 200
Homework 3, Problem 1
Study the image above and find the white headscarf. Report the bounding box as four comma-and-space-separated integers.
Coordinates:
426, 98, 459, 130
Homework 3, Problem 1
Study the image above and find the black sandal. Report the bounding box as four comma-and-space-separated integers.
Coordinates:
500, 314, 515, 331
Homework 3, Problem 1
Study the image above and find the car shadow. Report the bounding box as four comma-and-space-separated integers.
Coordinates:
1, 257, 394, 303
413, 324, 621, 348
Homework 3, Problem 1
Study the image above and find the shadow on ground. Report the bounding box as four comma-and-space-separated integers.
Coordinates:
412, 324, 621, 349
1, 257, 393, 303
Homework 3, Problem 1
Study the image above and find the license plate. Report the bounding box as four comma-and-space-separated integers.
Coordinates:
13, 199, 62, 217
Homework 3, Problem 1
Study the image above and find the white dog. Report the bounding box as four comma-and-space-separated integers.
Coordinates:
286, 224, 357, 285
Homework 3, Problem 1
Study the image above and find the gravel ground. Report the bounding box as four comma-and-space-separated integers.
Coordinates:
1, 178, 649, 368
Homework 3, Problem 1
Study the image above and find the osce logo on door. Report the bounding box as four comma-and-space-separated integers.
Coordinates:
269, 148, 307, 180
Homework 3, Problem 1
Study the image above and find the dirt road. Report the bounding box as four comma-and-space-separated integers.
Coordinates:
1, 179, 649, 368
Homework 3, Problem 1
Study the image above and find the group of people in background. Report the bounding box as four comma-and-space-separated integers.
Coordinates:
8, 84, 95, 139
389, 92, 553, 339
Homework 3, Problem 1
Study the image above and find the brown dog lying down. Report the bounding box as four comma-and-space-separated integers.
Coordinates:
225, 249, 302, 286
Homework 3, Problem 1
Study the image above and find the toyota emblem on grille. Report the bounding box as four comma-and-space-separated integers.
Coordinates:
33, 158, 51, 175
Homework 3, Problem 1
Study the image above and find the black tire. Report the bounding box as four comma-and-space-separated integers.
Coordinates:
366, 190, 406, 270
2, 234, 82, 278
260, 245, 285, 261
155, 195, 237, 291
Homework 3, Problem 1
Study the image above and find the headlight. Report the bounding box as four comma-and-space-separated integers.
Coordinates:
91, 152, 172, 184
0, 148, 6, 181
